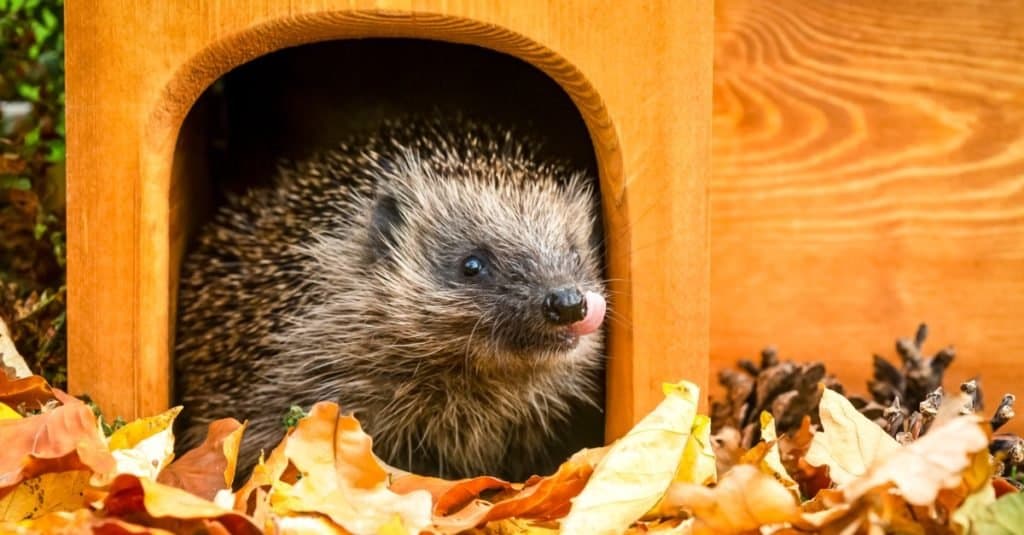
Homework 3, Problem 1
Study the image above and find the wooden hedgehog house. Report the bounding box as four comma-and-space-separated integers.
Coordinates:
65, 2, 713, 444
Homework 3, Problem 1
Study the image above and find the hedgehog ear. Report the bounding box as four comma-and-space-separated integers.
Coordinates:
369, 193, 404, 259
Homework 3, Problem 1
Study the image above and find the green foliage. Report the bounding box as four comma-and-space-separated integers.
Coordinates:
282, 405, 309, 429
0, 0, 67, 387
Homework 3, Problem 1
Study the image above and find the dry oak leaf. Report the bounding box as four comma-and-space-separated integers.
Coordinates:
157, 418, 245, 501
560, 380, 700, 535
100, 473, 260, 535
265, 402, 432, 535
661, 464, 800, 535
842, 415, 990, 506
805, 387, 900, 486
0, 391, 115, 500
429, 447, 607, 533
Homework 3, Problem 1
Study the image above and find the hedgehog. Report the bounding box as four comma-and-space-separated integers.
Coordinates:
173, 116, 608, 481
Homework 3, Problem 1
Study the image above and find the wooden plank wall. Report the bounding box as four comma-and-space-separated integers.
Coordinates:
711, 0, 1024, 432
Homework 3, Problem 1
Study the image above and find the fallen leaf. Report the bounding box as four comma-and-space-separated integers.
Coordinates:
268, 402, 433, 535
805, 387, 900, 485
779, 415, 831, 499
738, 412, 799, 500
661, 464, 800, 534
0, 508, 176, 534
432, 447, 607, 533
0, 470, 90, 522
645, 414, 717, 519
107, 407, 182, 451
0, 373, 54, 412
102, 474, 261, 535
0, 402, 21, 420
0, 394, 115, 499
158, 418, 245, 500
560, 380, 700, 535
843, 416, 990, 506
390, 474, 513, 515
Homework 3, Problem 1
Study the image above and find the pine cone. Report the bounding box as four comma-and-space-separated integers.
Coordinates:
711, 323, 1024, 487
711, 346, 843, 449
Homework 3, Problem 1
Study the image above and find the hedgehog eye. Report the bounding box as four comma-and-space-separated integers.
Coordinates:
462, 255, 486, 277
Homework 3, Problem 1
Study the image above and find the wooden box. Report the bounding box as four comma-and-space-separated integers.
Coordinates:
65, 1, 713, 442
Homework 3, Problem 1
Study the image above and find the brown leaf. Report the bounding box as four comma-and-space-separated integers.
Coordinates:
102, 474, 260, 535
0, 373, 55, 412
433, 447, 607, 532
0, 392, 115, 499
157, 418, 245, 500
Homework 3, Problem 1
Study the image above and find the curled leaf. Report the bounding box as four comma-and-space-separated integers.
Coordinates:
560, 380, 700, 534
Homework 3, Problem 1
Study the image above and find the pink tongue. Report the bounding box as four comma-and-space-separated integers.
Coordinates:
569, 292, 606, 336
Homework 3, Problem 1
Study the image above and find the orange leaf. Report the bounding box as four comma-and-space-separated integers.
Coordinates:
157, 418, 245, 500
661, 465, 800, 535
390, 474, 513, 516
0, 393, 115, 499
284, 402, 386, 490
0, 373, 55, 412
433, 447, 606, 532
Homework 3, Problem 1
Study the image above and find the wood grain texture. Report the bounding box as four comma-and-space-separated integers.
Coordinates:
712, 0, 1024, 431
66, 1, 713, 441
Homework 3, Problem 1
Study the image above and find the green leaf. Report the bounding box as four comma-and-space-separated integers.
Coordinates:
31, 20, 52, 44
956, 489, 1024, 535
40, 6, 57, 29
11, 0, 25, 12
23, 125, 40, 146
16, 83, 40, 101
45, 139, 64, 162
0, 175, 32, 190
34, 221, 47, 239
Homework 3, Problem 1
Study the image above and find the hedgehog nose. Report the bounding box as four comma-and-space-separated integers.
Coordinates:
543, 288, 587, 325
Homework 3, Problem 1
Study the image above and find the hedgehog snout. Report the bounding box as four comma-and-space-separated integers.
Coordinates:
543, 288, 586, 325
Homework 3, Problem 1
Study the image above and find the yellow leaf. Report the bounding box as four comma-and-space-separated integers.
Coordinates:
676, 415, 717, 487
661, 465, 799, 535
645, 415, 716, 519
805, 387, 900, 485
107, 406, 182, 451
0, 470, 90, 522
0, 402, 20, 420
560, 380, 700, 535
741, 412, 799, 500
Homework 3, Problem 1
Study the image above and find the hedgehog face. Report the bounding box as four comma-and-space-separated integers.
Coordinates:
366, 160, 606, 373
